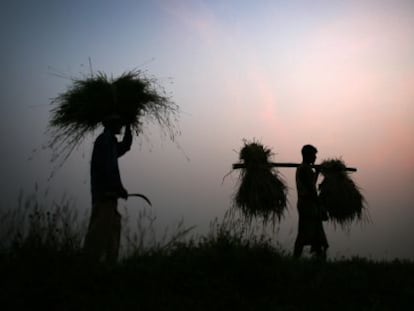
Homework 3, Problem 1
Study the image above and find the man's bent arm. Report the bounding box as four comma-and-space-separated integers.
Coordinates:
118, 125, 132, 157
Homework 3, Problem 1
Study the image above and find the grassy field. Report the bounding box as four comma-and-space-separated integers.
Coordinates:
1, 198, 413, 310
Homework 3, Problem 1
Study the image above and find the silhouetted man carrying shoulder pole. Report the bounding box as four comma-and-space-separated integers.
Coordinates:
293, 145, 328, 259
83, 114, 132, 264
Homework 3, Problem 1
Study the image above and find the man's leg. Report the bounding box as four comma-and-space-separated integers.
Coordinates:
106, 205, 121, 264
83, 204, 106, 262
84, 199, 119, 263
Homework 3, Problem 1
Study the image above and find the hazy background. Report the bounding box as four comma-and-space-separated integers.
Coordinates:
1, 0, 413, 260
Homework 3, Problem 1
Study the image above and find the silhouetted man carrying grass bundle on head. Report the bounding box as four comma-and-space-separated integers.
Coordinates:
83, 115, 132, 264
293, 145, 328, 259
48, 70, 180, 263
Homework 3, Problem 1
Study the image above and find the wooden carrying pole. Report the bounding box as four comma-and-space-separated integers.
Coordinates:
232, 162, 357, 172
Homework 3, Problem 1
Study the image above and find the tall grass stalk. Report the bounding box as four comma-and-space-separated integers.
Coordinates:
121, 206, 196, 258
0, 191, 86, 258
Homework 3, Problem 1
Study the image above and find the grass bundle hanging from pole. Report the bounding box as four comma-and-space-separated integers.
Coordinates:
47, 70, 179, 165
233, 140, 288, 224
318, 159, 367, 227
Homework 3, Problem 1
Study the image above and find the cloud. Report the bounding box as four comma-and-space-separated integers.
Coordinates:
156, 0, 219, 45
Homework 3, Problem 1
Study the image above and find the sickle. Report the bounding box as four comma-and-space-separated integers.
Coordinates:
128, 193, 152, 206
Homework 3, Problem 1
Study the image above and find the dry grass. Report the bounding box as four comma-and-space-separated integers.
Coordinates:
48, 70, 179, 164
234, 140, 288, 224
319, 159, 367, 227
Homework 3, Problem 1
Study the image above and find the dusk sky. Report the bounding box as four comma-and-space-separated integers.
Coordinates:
1, 0, 413, 260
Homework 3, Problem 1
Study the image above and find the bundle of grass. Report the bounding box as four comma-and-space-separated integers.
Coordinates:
318, 159, 366, 227
48, 70, 179, 164
234, 140, 288, 224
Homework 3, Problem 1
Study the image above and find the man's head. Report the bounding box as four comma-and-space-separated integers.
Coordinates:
102, 114, 123, 134
301, 144, 318, 164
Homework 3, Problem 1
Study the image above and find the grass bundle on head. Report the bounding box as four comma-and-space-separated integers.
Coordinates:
48, 70, 179, 164
319, 159, 367, 227
234, 140, 288, 224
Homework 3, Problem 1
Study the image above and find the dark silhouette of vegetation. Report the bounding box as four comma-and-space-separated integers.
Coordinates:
47, 70, 180, 165
319, 158, 367, 228
1, 196, 413, 310
233, 140, 288, 224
